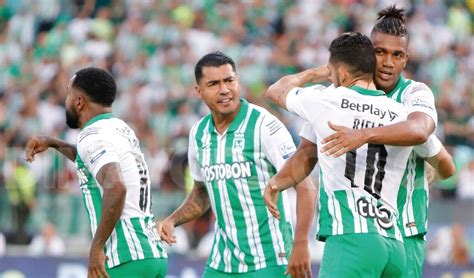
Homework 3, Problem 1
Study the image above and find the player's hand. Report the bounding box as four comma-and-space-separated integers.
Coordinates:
25, 135, 52, 162
312, 64, 331, 83
320, 121, 367, 157
156, 219, 177, 245
264, 180, 280, 220
88, 245, 109, 278
286, 241, 312, 278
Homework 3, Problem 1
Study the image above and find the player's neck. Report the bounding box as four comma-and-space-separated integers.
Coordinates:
211, 106, 241, 135
79, 107, 113, 129
348, 78, 377, 91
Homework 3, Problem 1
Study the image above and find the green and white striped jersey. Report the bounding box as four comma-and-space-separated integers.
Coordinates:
387, 76, 438, 237
288, 85, 412, 242
188, 99, 295, 273
76, 113, 167, 269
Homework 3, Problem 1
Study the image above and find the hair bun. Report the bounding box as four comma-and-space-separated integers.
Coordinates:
377, 5, 406, 24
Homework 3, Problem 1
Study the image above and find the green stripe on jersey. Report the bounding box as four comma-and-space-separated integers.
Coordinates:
76, 155, 102, 237
224, 117, 256, 271
397, 154, 428, 237
386, 75, 412, 102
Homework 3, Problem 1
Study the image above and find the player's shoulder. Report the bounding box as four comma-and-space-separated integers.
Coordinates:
78, 118, 124, 144
247, 102, 270, 116
403, 79, 434, 96
190, 114, 212, 137
247, 103, 280, 125
292, 84, 329, 96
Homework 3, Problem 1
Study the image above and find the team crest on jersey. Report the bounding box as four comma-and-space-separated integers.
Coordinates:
232, 133, 245, 151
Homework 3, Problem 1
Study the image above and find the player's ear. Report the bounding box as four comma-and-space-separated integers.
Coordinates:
338, 66, 349, 86
195, 84, 203, 99
76, 94, 87, 111
403, 52, 409, 69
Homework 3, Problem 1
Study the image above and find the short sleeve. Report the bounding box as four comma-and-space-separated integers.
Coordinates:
299, 122, 316, 143
77, 130, 120, 179
261, 114, 296, 170
403, 83, 438, 127
286, 85, 326, 122
414, 135, 442, 158
188, 126, 204, 182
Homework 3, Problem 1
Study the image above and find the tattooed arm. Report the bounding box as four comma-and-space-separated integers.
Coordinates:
26, 135, 77, 162
156, 181, 210, 244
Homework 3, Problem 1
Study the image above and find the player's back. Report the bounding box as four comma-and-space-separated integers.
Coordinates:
287, 85, 412, 240
78, 117, 153, 218
76, 114, 166, 268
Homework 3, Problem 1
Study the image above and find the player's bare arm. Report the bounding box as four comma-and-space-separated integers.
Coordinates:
263, 138, 317, 278
26, 135, 77, 162
264, 138, 318, 219
321, 112, 435, 157
157, 181, 210, 245
425, 146, 455, 180
287, 176, 317, 278
266, 66, 330, 109
88, 162, 127, 278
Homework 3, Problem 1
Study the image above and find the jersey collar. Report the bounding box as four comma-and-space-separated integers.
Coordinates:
209, 98, 249, 134
386, 75, 408, 97
350, 85, 385, 96
83, 113, 114, 129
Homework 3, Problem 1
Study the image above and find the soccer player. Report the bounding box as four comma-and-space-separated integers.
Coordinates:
265, 31, 441, 277
156, 51, 316, 278
319, 6, 455, 277
25, 68, 167, 278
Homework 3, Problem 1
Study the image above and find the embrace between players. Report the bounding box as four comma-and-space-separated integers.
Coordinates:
25, 5, 455, 278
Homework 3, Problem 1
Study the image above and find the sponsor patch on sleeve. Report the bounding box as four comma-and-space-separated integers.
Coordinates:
410, 96, 434, 110
278, 142, 296, 159
86, 145, 107, 165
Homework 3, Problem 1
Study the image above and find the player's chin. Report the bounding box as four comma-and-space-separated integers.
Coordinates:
216, 102, 238, 113
375, 77, 395, 92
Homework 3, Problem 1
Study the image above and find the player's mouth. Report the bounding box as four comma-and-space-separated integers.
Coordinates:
217, 97, 232, 104
377, 70, 393, 81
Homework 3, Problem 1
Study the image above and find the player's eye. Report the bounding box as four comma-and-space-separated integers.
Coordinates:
394, 52, 404, 58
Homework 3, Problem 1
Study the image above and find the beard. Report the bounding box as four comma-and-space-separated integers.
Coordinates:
65, 107, 80, 129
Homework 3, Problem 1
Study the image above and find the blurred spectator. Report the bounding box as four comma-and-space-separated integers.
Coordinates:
457, 159, 474, 199
28, 222, 65, 256
427, 223, 471, 266
5, 154, 36, 244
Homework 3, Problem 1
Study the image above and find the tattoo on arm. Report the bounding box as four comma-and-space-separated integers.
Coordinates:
170, 182, 210, 227
50, 138, 77, 161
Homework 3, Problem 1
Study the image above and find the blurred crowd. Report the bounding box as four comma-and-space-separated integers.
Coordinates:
0, 0, 472, 264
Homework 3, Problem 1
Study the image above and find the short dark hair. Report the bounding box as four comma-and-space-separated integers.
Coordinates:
194, 51, 236, 83
371, 5, 408, 39
72, 67, 117, 107
329, 32, 376, 75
